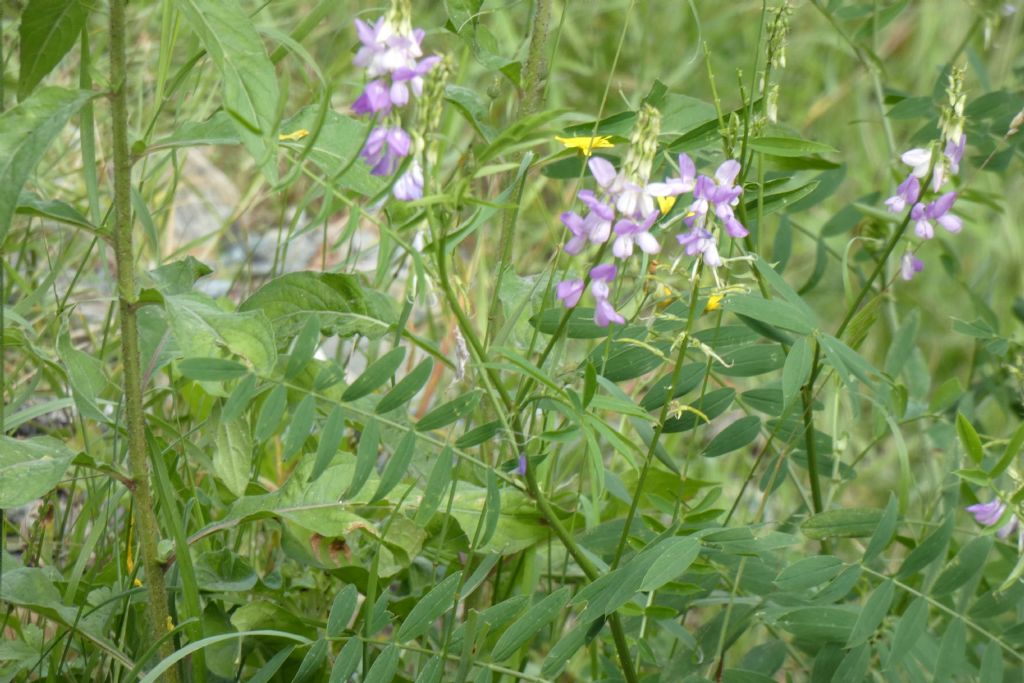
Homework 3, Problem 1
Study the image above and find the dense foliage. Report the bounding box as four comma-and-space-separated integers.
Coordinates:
2, 1, 1024, 681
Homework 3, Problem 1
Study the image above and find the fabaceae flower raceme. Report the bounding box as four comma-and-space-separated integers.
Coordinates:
966, 499, 1022, 542
351, 0, 439, 201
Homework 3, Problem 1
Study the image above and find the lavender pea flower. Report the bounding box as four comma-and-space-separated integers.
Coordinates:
612, 210, 661, 259
900, 252, 924, 281
966, 500, 1020, 539
556, 279, 585, 308
352, 79, 392, 115
677, 228, 722, 268
361, 126, 411, 176
648, 153, 697, 198
885, 175, 921, 214
590, 264, 624, 327
393, 160, 424, 201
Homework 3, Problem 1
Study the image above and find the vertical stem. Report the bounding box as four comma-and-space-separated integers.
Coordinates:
109, 1, 178, 679
800, 382, 824, 513
520, 0, 551, 116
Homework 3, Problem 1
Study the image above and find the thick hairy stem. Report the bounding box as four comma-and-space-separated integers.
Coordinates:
109, 1, 178, 679
520, 0, 551, 116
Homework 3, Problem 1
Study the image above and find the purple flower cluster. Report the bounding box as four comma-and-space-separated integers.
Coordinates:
553, 152, 747, 327
886, 134, 967, 281
966, 499, 1021, 542
351, 11, 439, 201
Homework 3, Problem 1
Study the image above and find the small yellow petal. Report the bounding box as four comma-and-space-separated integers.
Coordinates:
166, 616, 175, 632
133, 578, 143, 588
279, 129, 310, 142
554, 135, 614, 156
705, 294, 724, 312
655, 195, 677, 214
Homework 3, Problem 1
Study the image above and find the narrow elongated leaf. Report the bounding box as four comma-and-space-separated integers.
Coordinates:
18, 0, 90, 99
214, 417, 252, 497
327, 585, 358, 638
749, 136, 837, 157
248, 646, 295, 683
639, 364, 706, 411
292, 638, 328, 683
884, 596, 927, 668
17, 192, 94, 230
310, 405, 345, 482
897, 513, 954, 579
542, 619, 592, 678
0, 87, 94, 242
343, 418, 379, 499
370, 430, 416, 503
990, 420, 1024, 476
282, 394, 316, 460
846, 579, 894, 647
955, 412, 984, 464
934, 619, 965, 683
363, 643, 400, 683
57, 319, 110, 422
490, 587, 571, 661
416, 391, 482, 431
774, 556, 845, 592
863, 494, 899, 562
329, 638, 361, 683
777, 607, 857, 642
479, 470, 501, 547
285, 315, 322, 379
640, 537, 701, 591
932, 535, 992, 595
414, 448, 453, 525
662, 388, 735, 433
179, 357, 249, 382
396, 571, 463, 642
714, 345, 786, 377
254, 384, 288, 443
174, 0, 280, 180
376, 358, 434, 414
342, 347, 406, 402
801, 509, 883, 539
782, 336, 813, 407
721, 295, 815, 335
222, 374, 258, 422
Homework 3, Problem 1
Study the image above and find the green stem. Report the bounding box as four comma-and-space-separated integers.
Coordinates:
800, 383, 824, 513
109, 1, 178, 679
611, 268, 704, 569
520, 0, 551, 116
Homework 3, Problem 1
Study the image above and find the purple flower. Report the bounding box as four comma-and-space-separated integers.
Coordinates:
885, 175, 921, 214
612, 210, 660, 258
560, 212, 589, 255
589, 264, 624, 327
677, 228, 721, 268
900, 148, 932, 178
900, 252, 924, 280
392, 55, 442, 103
945, 134, 966, 174
648, 153, 697, 198
913, 192, 961, 239
556, 279, 584, 308
587, 156, 654, 220
715, 203, 748, 238
393, 160, 424, 200
352, 79, 392, 115
361, 126, 411, 176
515, 453, 527, 476
354, 18, 426, 78
966, 500, 1020, 539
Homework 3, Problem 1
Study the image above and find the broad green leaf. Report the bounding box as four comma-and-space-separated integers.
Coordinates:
955, 412, 984, 464
801, 508, 884, 539
363, 643, 400, 683
179, 357, 249, 382
343, 418, 379, 500
164, 293, 277, 376
454, 420, 502, 449
17, 192, 94, 230
370, 430, 416, 503
194, 548, 257, 592
214, 417, 252, 497
281, 107, 384, 196
309, 405, 345, 482
239, 272, 398, 342
282, 394, 316, 461
414, 448, 453, 525
18, 0, 91, 99
703, 416, 761, 458
0, 436, 76, 507
591, 338, 670, 382
897, 513, 954, 579
327, 585, 358, 637
490, 587, 571, 661
0, 87, 95, 242
396, 571, 463, 642
376, 358, 434, 414
782, 337, 813, 408
846, 579, 894, 647
222, 374, 258, 422
450, 596, 530, 650
342, 347, 406, 402
748, 136, 837, 157
774, 556, 845, 592
254, 384, 288, 443
174, 0, 280, 180
448, 484, 547, 555
721, 295, 815, 335
932, 535, 992, 595
416, 390, 482, 431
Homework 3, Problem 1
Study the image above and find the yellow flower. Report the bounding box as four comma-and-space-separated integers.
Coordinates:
705, 294, 724, 312
655, 195, 677, 214
554, 135, 614, 157
279, 129, 310, 142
